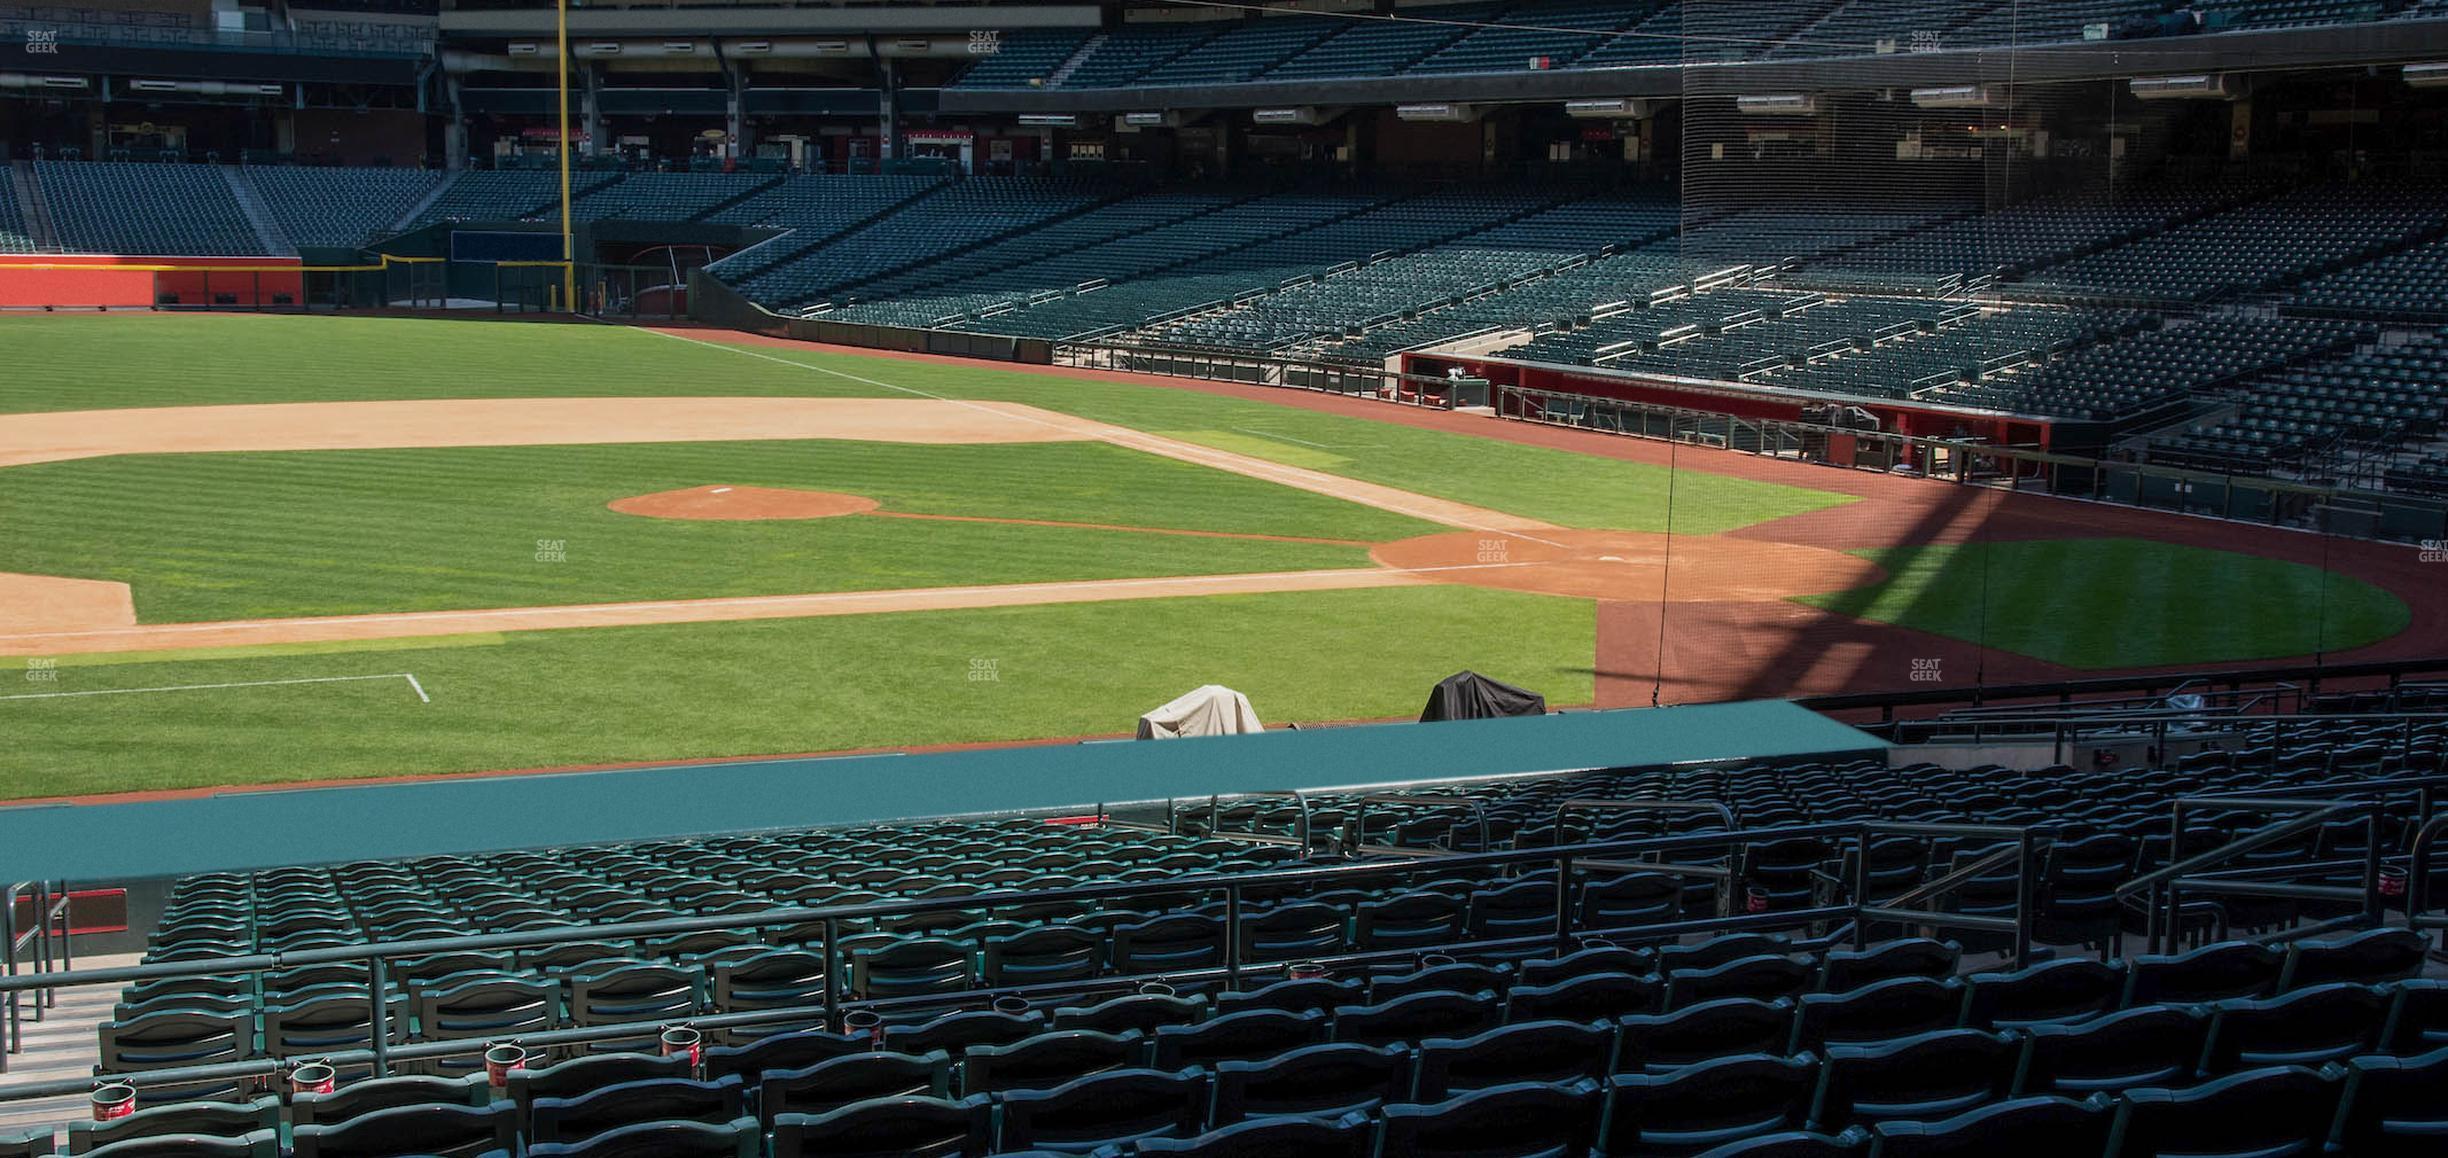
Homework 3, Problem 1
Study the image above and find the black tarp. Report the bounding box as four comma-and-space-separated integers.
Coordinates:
1419, 671, 1547, 722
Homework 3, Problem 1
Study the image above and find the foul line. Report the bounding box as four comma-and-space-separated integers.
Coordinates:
0, 672, 430, 704
1232, 427, 1386, 451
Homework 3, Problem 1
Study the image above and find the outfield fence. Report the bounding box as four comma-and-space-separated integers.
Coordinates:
0, 256, 591, 314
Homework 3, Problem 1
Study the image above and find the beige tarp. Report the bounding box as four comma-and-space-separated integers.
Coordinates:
1136, 685, 1265, 740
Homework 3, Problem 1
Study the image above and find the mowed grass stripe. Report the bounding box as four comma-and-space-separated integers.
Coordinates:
0, 586, 1595, 798
0, 314, 1854, 535
1, 441, 1431, 621
1794, 539, 2411, 669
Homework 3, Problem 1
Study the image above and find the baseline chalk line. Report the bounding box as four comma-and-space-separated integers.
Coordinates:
0, 672, 431, 704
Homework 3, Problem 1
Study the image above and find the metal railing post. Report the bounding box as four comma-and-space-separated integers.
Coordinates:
1224, 884, 1243, 988
821, 917, 841, 1032
369, 956, 392, 1078
1554, 856, 1575, 954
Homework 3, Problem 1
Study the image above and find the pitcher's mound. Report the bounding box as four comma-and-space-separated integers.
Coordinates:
610, 486, 881, 521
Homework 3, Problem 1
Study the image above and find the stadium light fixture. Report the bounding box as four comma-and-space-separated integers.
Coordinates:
2404, 62, 2448, 88
1396, 103, 1479, 123
1910, 85, 1994, 109
1734, 94, 1817, 115
2129, 74, 2237, 100
1565, 98, 1651, 119
1017, 114, 1078, 127
1252, 107, 1326, 125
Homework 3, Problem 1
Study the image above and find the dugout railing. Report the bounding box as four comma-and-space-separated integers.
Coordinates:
1491, 381, 2448, 545
0, 817, 2038, 1102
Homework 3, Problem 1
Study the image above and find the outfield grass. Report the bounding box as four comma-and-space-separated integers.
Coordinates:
1795, 538, 2412, 669
0, 440, 1430, 620
0, 586, 1594, 798
0, 315, 1854, 535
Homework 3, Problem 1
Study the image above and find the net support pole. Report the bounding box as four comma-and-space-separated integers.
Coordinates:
556, 0, 577, 314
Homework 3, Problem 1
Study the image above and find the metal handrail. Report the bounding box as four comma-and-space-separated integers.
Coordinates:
0, 818, 2038, 1097
1555, 797, 1739, 834
1198, 790, 1315, 852
2121, 792, 2393, 954
1344, 794, 1491, 856
2408, 813, 2448, 934
1849, 822, 2038, 963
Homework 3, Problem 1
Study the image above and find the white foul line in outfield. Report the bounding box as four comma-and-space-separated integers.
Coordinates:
0, 672, 429, 704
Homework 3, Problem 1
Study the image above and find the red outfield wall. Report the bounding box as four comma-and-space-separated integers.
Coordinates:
0, 255, 305, 308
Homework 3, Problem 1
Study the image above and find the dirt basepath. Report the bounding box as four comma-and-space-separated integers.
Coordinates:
0, 397, 1087, 468
0, 573, 135, 634
0, 568, 1431, 656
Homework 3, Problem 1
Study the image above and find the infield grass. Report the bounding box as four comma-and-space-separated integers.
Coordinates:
0, 440, 1427, 620
0, 314, 1852, 535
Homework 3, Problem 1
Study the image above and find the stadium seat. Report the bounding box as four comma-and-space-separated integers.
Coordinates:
290, 1102, 518, 1158
2102, 1065, 2346, 1157
524, 1115, 760, 1157
962, 1030, 1143, 1093
1412, 1019, 1615, 1099
1617, 998, 1797, 1072
1959, 958, 2126, 1029
2016, 1005, 2213, 1096
529, 1076, 747, 1143
1377, 1079, 1605, 1157
1149, 1008, 1326, 1069
1124, 1112, 1372, 1157
770, 1095, 993, 1158
1809, 1029, 2020, 1130
1210, 1042, 1412, 1124
1865, 1094, 2113, 1156
759, 1050, 954, 1120
1600, 1052, 1822, 1154
2198, 982, 2388, 1071
994, 1068, 1211, 1153
2331, 1044, 2448, 1156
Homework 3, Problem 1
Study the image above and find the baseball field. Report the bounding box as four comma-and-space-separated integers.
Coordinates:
0, 313, 2420, 799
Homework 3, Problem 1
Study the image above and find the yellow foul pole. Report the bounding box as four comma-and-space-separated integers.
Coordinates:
555, 0, 576, 312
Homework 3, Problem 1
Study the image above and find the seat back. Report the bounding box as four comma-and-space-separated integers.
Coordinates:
962, 1030, 1142, 1094
2015, 1005, 2210, 1096
2102, 1065, 2345, 1158
1413, 1019, 1613, 1101
1616, 998, 1795, 1073
292, 1101, 518, 1158
2199, 982, 2387, 1072
1151, 1008, 1325, 1070
770, 1095, 992, 1158
755, 1049, 952, 1121
1210, 1042, 1411, 1124
1867, 1093, 2111, 1157
1811, 1028, 2019, 1130
2334, 1044, 2448, 1157
1601, 1052, 1820, 1153
995, 1067, 1210, 1152
525, 1115, 758, 1158
1330, 989, 1498, 1048
1376, 1079, 1603, 1158
530, 1077, 748, 1145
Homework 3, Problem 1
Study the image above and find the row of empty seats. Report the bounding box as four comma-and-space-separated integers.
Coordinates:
947, 0, 2434, 88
